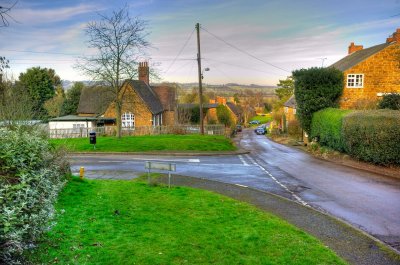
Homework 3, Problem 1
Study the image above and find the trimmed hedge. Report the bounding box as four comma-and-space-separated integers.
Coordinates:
311, 108, 352, 152
342, 110, 400, 165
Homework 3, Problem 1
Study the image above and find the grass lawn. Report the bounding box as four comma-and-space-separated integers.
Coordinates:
28, 177, 347, 265
250, 114, 273, 124
50, 134, 236, 152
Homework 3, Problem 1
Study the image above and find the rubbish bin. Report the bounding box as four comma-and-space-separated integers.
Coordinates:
89, 131, 96, 145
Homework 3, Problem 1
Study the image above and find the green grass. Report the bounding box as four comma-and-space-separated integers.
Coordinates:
50, 134, 236, 152
250, 114, 273, 124
28, 177, 347, 265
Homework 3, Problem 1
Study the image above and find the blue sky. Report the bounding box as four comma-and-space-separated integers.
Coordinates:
0, 0, 399, 85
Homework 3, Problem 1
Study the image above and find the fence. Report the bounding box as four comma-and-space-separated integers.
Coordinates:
48, 124, 227, 138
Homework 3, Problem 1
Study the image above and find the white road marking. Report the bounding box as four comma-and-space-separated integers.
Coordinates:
235, 184, 248, 188
188, 159, 200, 163
98, 161, 125, 163
238, 155, 249, 166
249, 155, 309, 207
131, 158, 200, 163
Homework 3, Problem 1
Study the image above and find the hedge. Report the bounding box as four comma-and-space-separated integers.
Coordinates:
342, 110, 400, 165
293, 67, 343, 134
0, 127, 69, 264
311, 108, 352, 152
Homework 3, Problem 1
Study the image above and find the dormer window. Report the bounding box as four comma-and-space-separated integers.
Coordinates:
347, 74, 364, 88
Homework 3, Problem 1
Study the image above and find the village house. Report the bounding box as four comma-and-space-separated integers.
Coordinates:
205, 96, 242, 125
331, 28, 400, 109
282, 95, 297, 130
49, 62, 176, 134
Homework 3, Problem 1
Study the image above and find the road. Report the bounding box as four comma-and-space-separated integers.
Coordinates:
69, 129, 400, 249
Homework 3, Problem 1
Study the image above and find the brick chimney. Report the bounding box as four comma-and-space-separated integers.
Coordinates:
138, 62, 149, 85
348, 42, 363, 54
386, 28, 400, 43
216, 96, 226, 105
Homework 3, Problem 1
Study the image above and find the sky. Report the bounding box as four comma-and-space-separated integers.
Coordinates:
0, 0, 399, 86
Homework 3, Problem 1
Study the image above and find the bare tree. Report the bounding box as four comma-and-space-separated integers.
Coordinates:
76, 5, 150, 138
0, 0, 18, 27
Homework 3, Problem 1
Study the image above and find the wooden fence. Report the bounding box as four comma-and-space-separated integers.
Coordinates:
48, 124, 227, 138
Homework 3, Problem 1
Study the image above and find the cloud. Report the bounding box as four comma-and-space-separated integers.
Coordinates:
12, 3, 102, 25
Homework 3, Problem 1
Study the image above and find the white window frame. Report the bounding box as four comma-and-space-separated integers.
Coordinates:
121, 112, 135, 128
347, 74, 364, 88
284, 107, 288, 113
293, 108, 296, 115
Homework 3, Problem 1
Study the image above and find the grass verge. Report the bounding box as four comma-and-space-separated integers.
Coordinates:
250, 114, 272, 124
49, 134, 236, 152
28, 177, 347, 265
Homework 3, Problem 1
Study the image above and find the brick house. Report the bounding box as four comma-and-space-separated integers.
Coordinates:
331, 28, 400, 109
206, 96, 242, 124
282, 95, 297, 129
49, 62, 176, 131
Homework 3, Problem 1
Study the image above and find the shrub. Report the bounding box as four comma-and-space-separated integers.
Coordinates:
293, 67, 343, 134
216, 105, 233, 127
350, 98, 378, 110
378, 94, 400, 110
311, 108, 352, 152
0, 127, 69, 264
342, 110, 400, 165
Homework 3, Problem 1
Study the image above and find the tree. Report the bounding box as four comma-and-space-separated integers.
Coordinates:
275, 77, 294, 101
17, 67, 60, 119
44, 86, 65, 117
0, 74, 33, 123
293, 67, 343, 134
61, 82, 84, 115
216, 104, 233, 127
0, 0, 17, 27
76, 6, 150, 138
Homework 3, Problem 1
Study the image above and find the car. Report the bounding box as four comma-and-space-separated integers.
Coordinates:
249, 120, 260, 125
255, 125, 267, 135
236, 125, 242, 132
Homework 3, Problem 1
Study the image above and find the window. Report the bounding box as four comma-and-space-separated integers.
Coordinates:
347, 74, 364, 88
284, 107, 288, 113
293, 108, 296, 114
122, 112, 135, 128
72, 124, 85, 128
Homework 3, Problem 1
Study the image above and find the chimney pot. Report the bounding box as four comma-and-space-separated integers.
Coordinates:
138, 61, 150, 85
348, 42, 363, 54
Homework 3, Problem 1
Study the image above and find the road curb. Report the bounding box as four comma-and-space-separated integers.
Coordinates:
69, 148, 250, 156
156, 174, 400, 265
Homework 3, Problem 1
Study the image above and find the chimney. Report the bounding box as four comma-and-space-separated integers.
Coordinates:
138, 62, 149, 85
348, 42, 363, 54
387, 28, 400, 43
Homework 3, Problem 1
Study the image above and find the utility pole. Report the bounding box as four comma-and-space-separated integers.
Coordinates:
196, 22, 204, 135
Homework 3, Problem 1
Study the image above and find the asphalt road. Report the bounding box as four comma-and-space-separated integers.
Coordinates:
69, 129, 400, 250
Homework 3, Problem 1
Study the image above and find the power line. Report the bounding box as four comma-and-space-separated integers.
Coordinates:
164, 28, 195, 74
200, 26, 291, 73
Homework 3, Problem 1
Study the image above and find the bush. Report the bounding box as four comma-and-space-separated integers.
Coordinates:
378, 94, 400, 110
293, 67, 343, 134
311, 108, 352, 152
216, 105, 233, 127
0, 127, 69, 264
342, 110, 400, 165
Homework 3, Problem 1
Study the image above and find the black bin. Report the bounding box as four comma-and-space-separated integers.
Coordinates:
89, 131, 96, 144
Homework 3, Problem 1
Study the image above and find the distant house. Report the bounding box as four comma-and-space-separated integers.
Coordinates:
331, 28, 400, 109
49, 62, 176, 132
206, 96, 242, 124
283, 95, 297, 129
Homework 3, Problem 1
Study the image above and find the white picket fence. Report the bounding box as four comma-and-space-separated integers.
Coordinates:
48, 124, 227, 138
